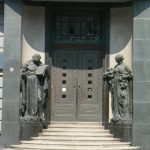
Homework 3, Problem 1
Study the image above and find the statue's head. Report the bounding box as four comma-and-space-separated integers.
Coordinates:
115, 54, 124, 64
32, 53, 41, 62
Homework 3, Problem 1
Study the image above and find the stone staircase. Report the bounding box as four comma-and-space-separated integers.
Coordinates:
10, 122, 140, 150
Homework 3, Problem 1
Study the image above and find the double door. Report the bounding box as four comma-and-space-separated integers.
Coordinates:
51, 50, 103, 122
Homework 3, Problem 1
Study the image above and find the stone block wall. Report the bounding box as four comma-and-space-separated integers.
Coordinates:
0, 72, 3, 132
2, 0, 22, 148
0, 2, 4, 133
133, 0, 150, 150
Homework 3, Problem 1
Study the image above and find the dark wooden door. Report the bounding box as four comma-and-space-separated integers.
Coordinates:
77, 51, 102, 121
51, 50, 76, 121
51, 50, 102, 121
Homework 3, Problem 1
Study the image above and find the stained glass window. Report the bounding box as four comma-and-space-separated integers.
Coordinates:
55, 16, 101, 42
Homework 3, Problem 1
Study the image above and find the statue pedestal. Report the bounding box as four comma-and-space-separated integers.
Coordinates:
20, 117, 48, 140
109, 121, 132, 142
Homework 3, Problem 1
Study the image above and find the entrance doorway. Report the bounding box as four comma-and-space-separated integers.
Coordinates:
50, 9, 105, 122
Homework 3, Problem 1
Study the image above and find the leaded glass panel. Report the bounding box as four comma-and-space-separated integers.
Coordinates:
55, 16, 102, 42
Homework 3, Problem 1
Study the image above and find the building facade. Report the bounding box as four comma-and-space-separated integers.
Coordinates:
0, 0, 150, 149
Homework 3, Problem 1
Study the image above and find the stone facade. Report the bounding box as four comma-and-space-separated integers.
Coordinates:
0, 2, 4, 135
0, 0, 150, 150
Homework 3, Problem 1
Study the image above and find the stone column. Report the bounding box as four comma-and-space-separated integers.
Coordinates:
2, 0, 22, 148
132, 0, 150, 149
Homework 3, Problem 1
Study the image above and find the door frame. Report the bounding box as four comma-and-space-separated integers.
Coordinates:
45, 3, 110, 123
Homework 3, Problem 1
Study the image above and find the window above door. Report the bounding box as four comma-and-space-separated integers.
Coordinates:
55, 15, 102, 44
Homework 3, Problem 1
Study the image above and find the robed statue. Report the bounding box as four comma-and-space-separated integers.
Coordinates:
103, 54, 133, 123
20, 54, 49, 122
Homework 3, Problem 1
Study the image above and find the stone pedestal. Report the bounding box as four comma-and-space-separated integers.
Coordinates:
109, 122, 132, 142
20, 118, 48, 140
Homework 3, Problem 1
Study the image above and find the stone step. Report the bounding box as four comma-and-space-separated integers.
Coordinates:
39, 133, 113, 137
48, 124, 103, 128
11, 144, 140, 150
47, 126, 104, 129
12, 148, 140, 150
20, 140, 131, 146
8, 122, 140, 150
39, 132, 113, 136
50, 122, 102, 125
31, 136, 121, 141
43, 128, 107, 132
26, 139, 122, 143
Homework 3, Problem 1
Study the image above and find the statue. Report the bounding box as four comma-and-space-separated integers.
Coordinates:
20, 54, 49, 122
103, 54, 132, 123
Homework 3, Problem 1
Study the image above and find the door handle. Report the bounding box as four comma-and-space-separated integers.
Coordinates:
78, 86, 80, 88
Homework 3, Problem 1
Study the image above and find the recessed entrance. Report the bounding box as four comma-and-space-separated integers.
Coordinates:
50, 8, 105, 122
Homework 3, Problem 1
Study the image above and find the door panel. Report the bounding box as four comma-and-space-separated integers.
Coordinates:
51, 51, 76, 121
77, 51, 102, 121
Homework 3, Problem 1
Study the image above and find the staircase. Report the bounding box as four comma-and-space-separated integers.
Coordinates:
11, 122, 140, 150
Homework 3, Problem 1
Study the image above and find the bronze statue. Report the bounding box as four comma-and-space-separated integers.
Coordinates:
20, 54, 49, 122
103, 54, 132, 123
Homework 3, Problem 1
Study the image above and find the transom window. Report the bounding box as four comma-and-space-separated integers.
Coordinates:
55, 16, 102, 42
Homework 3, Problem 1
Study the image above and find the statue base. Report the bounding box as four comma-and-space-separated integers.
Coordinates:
109, 120, 132, 142
20, 116, 48, 140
